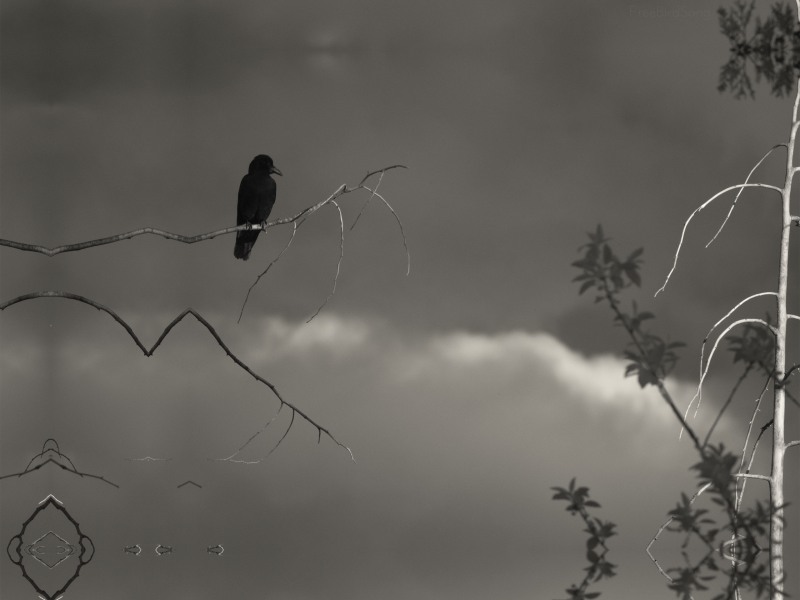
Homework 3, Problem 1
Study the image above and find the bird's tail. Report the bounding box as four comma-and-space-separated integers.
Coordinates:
233, 235, 254, 260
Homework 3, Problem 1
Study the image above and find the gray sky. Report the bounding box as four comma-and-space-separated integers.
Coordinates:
1, 1, 798, 599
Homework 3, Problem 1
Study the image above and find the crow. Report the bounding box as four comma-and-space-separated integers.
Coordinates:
234, 154, 282, 260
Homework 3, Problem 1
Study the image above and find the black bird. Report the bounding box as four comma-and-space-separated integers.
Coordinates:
234, 154, 282, 260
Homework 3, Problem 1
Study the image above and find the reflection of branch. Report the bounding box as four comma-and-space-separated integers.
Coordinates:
647, 482, 713, 582
0, 292, 354, 461
552, 479, 616, 599
0, 438, 119, 489
212, 408, 293, 464
7, 496, 94, 600
0, 165, 408, 258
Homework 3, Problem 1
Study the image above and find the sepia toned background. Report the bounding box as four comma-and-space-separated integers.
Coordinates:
1, 1, 798, 598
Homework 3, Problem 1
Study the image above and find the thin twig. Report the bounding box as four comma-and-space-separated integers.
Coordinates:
0, 439, 119, 489
704, 293, 777, 339
0, 165, 408, 257
656, 183, 783, 296
238, 165, 409, 321
704, 364, 753, 448
736, 378, 772, 510
350, 169, 386, 232
598, 277, 704, 451
695, 291, 777, 418
0, 291, 355, 462
733, 473, 772, 483
306, 200, 344, 323
237, 222, 298, 323
647, 482, 713, 582
213, 410, 282, 464
360, 184, 411, 276
685, 318, 774, 431
707, 145, 787, 247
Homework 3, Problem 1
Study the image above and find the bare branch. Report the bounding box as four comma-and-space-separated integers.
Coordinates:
705, 293, 778, 338
237, 222, 298, 323
695, 292, 777, 431
707, 145, 787, 247
737, 412, 773, 511
271, 409, 296, 457
0, 439, 119, 489
678, 319, 774, 438
350, 169, 387, 231
213, 411, 282, 464
0, 225, 244, 256
686, 318, 775, 429
358, 184, 411, 276
786, 440, 800, 449
239, 165, 409, 322
646, 482, 713, 582
0, 164, 408, 257
307, 200, 344, 323
655, 183, 783, 296
703, 363, 753, 448
0, 291, 354, 461
733, 473, 772, 483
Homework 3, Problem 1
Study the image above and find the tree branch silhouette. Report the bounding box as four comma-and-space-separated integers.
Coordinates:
0, 438, 119, 489
0, 291, 354, 461
237, 165, 409, 322
0, 165, 408, 259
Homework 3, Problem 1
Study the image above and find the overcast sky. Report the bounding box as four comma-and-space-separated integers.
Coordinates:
1, 1, 798, 599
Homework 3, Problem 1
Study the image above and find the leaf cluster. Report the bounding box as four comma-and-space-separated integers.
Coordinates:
666, 553, 771, 600
667, 492, 718, 544
571, 227, 781, 598
572, 226, 684, 389
718, 0, 800, 98
572, 225, 643, 300
729, 316, 775, 368
552, 479, 617, 600
658, 443, 774, 599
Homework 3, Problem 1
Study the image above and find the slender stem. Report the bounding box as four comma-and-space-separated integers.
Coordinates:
704, 363, 752, 448
601, 280, 704, 452
766, 76, 797, 598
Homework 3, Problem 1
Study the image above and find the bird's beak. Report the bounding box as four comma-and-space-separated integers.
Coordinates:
271, 166, 283, 176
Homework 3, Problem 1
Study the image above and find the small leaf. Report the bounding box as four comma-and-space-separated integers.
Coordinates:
602, 244, 613, 264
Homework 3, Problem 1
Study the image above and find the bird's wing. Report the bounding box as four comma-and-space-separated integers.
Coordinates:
237, 174, 259, 225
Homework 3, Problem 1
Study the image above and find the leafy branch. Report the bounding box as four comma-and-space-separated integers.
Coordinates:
552, 478, 617, 600
572, 225, 699, 451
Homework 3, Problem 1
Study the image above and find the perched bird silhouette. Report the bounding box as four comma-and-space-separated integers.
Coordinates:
234, 154, 282, 260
